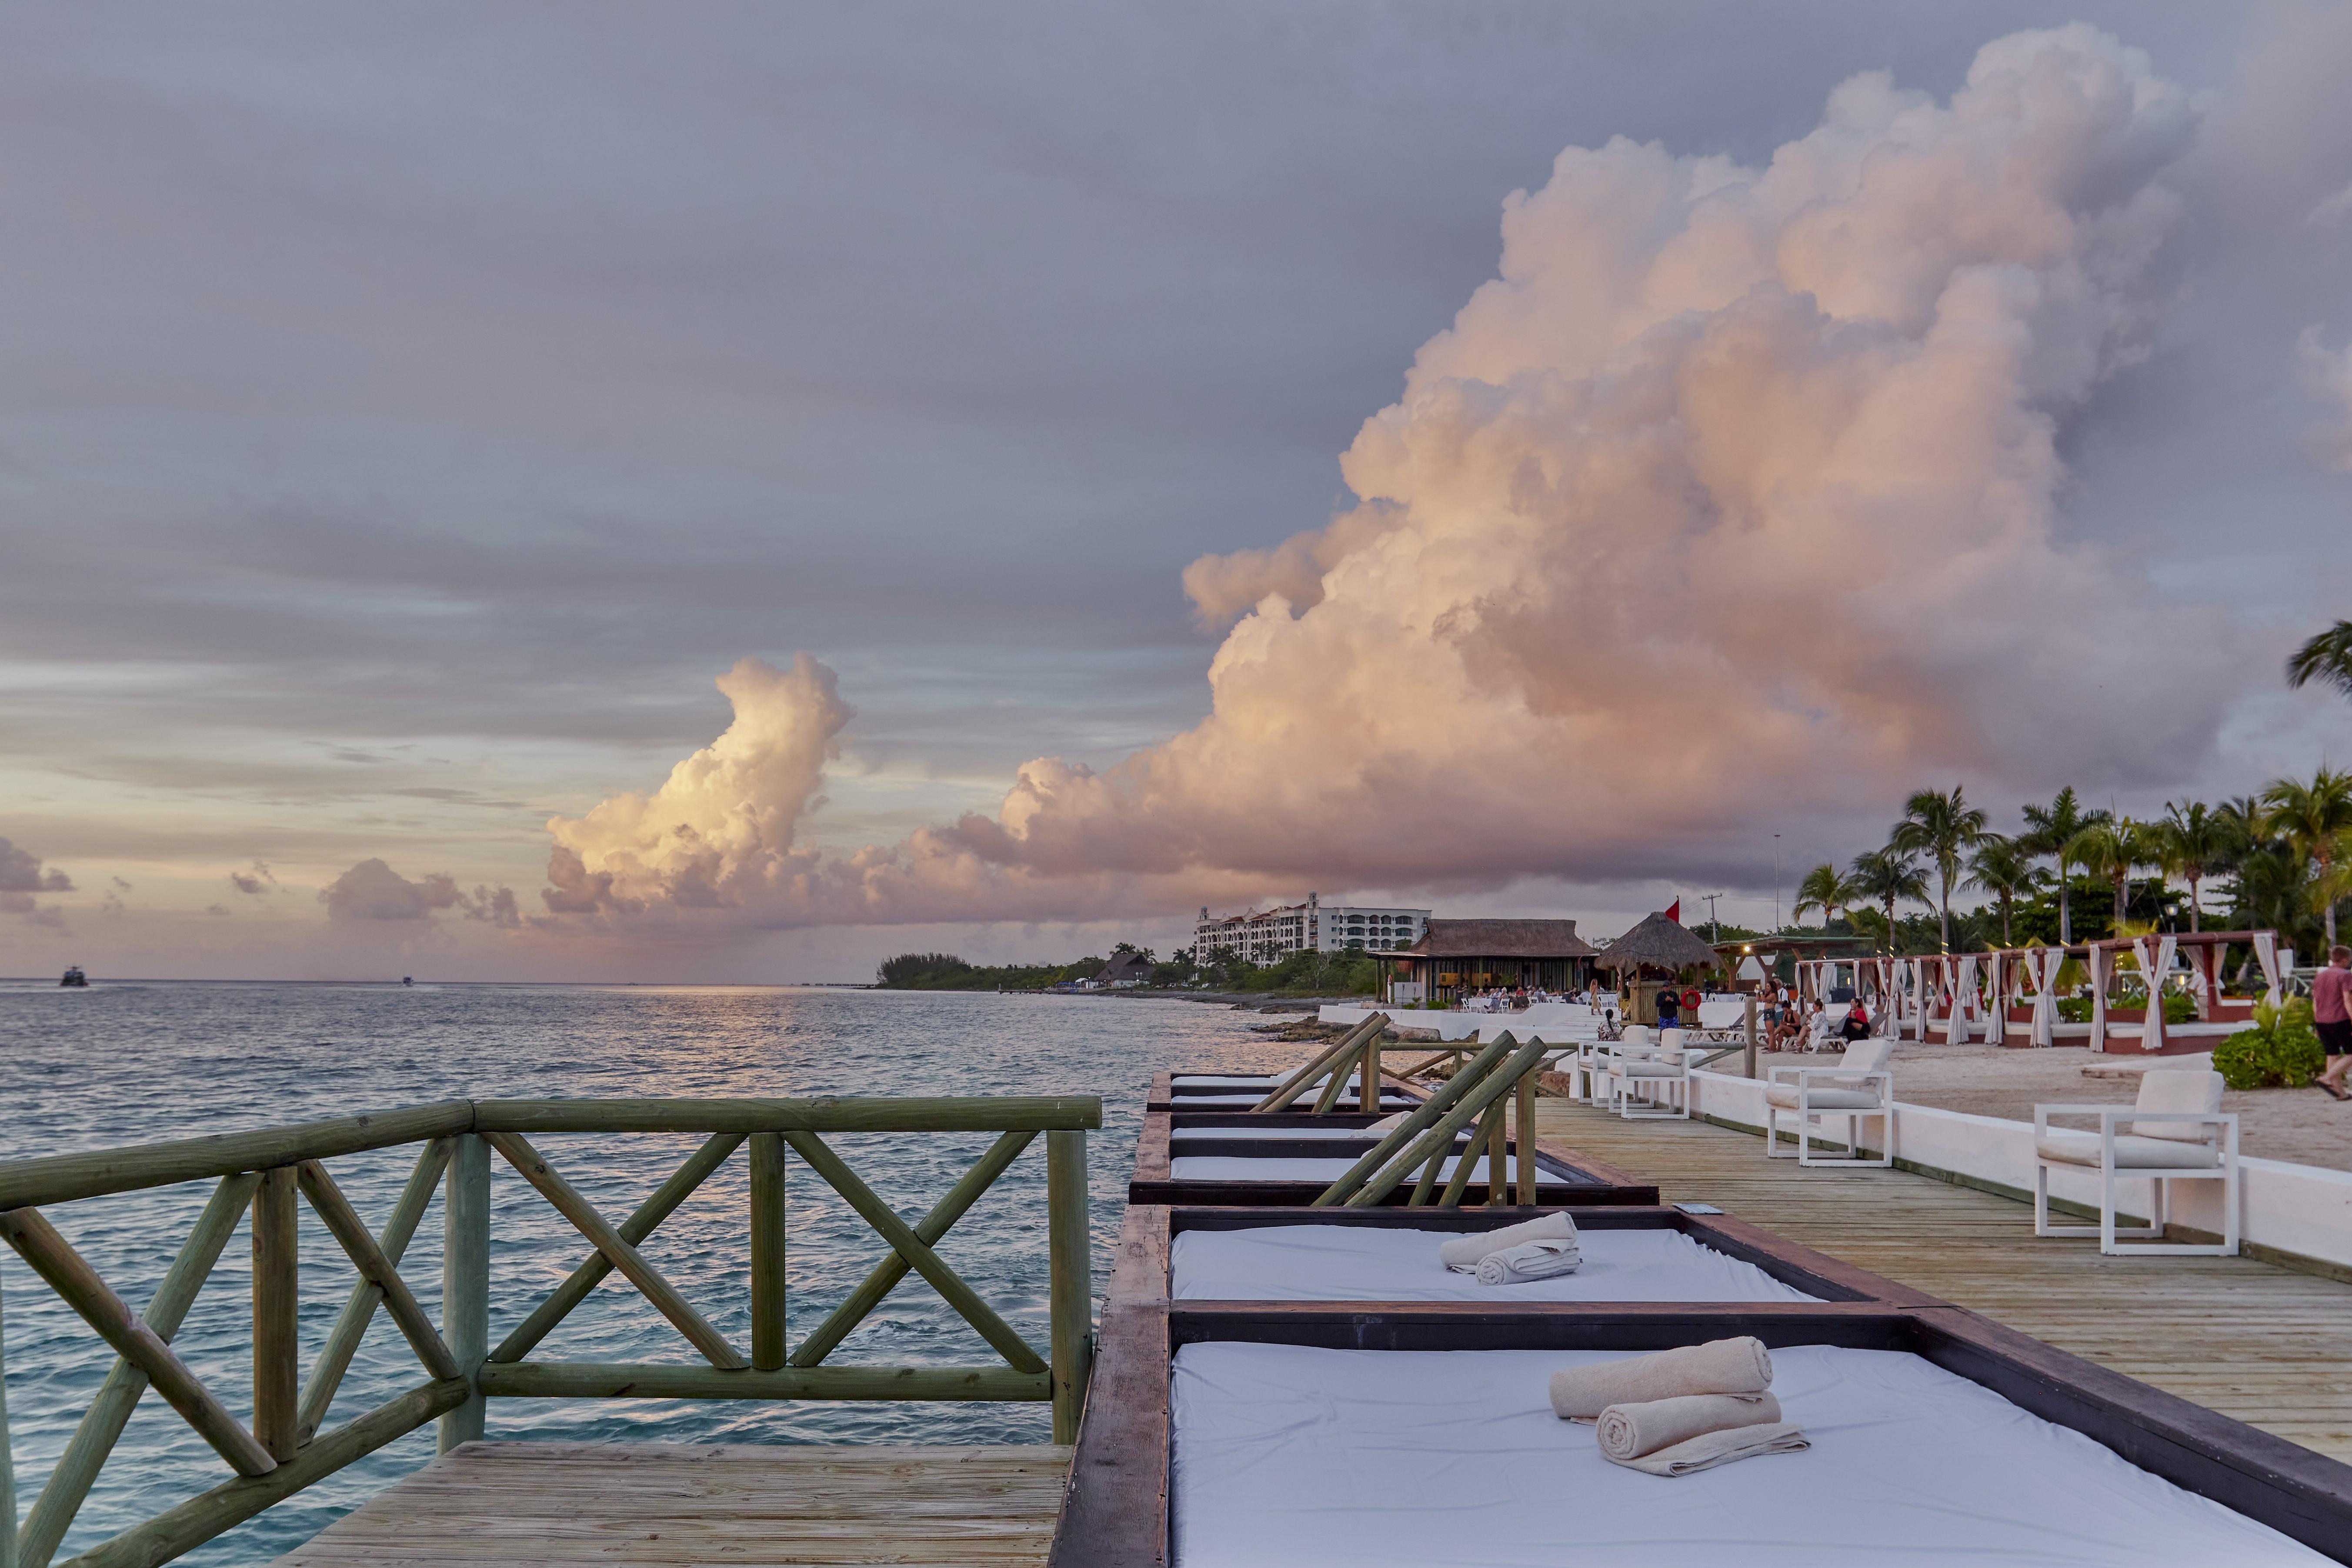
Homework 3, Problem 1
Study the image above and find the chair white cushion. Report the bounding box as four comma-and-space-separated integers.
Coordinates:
1837, 1040, 1895, 1075
1615, 1062, 1685, 1079
2036, 1132, 2221, 1170
1765, 1084, 1883, 1110
2132, 1069, 2225, 1142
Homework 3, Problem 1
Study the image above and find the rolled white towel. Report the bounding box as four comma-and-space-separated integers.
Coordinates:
1603, 1422, 1808, 1476
1474, 1239, 1582, 1285
1548, 1338, 1772, 1421
1594, 1392, 1780, 1460
1438, 1213, 1578, 1272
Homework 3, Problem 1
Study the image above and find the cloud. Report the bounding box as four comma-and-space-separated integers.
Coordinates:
545, 27, 2249, 934
0, 837, 74, 916
229, 868, 269, 895
319, 857, 516, 926
2298, 326, 2352, 471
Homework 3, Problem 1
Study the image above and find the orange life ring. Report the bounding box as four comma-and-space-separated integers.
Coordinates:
1681, 988, 1702, 1009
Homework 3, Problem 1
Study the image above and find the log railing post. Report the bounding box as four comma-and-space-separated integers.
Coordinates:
1361, 1032, 1381, 1114
1046, 1130, 1091, 1445
749, 1132, 787, 1371
439, 1133, 490, 1453
2, 1268, 18, 1568
251, 1168, 300, 1462
1515, 1065, 1537, 1207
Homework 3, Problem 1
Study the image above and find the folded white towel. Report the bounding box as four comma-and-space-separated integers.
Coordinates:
1603, 1421, 1808, 1476
1548, 1338, 1773, 1420
1474, 1239, 1582, 1285
1594, 1392, 1780, 1460
1438, 1213, 1578, 1272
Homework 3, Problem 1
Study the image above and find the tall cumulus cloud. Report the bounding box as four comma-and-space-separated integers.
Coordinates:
544, 27, 2248, 932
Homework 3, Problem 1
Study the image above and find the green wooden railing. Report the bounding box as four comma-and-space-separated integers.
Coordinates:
0, 1096, 1098, 1568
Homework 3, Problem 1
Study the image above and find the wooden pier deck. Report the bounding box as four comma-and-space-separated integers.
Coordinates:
272, 1442, 1071, 1567
1531, 1097, 2352, 1462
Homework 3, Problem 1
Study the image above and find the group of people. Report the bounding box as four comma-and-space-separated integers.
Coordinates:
1758, 986, 1876, 1053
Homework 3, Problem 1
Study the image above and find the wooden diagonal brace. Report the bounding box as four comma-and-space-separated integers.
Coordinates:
482, 1131, 747, 1371
489, 1132, 744, 1364
0, 1206, 277, 1478
295, 1160, 461, 1382
295, 1138, 451, 1445
790, 1129, 1035, 1368
17, 1173, 259, 1568
782, 1131, 1046, 1376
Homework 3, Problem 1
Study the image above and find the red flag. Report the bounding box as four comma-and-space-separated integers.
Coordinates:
1665, 898, 1681, 923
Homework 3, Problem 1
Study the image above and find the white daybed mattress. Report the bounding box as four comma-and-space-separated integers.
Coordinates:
1171, 1224, 1816, 1302
1169, 1154, 1509, 1182
1171, 1342, 2326, 1567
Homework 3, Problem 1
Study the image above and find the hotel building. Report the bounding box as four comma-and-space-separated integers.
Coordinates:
1192, 894, 1432, 963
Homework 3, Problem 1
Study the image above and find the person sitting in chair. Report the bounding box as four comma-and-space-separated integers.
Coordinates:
1839, 998, 1874, 1044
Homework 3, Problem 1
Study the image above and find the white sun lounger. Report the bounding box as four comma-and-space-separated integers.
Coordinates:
1169, 1225, 1817, 1302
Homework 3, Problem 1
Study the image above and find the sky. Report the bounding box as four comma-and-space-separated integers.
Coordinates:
4, 2, 2351, 982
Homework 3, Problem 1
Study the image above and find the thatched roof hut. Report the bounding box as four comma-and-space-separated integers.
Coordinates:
1386, 918, 1597, 1006
1595, 912, 1724, 977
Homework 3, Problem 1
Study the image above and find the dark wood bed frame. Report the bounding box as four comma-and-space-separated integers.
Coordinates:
1052, 1188, 2352, 1566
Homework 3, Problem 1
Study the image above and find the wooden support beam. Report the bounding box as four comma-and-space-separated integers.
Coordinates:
1516, 1069, 1538, 1208
17, 1174, 258, 1568
749, 1132, 787, 1371
1311, 1031, 1519, 1208
791, 1130, 1034, 1368
1047, 1129, 1092, 1444
1361, 1035, 1381, 1114
439, 1134, 490, 1453
1487, 1102, 1508, 1209
296, 1139, 450, 1447
0, 1207, 276, 1478
295, 1161, 460, 1383
782, 1131, 1046, 1376
251, 1167, 301, 1462
483, 1131, 747, 1371
2, 1254, 16, 1568
489, 1132, 744, 1365
1439, 1097, 1508, 1209
1349, 1033, 1550, 1208
1251, 1016, 1383, 1112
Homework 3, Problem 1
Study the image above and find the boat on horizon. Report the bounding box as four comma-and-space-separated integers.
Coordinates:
58, 964, 88, 987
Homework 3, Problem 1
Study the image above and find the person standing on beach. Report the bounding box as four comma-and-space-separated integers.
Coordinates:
2316, 946, 2352, 1100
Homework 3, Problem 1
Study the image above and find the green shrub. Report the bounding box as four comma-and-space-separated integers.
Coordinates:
2055, 991, 2198, 1025
2215, 998, 2324, 1090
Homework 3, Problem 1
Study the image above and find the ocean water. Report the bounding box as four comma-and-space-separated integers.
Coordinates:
0, 981, 1302, 1566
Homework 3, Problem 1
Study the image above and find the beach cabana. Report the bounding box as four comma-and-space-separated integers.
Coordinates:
1597, 912, 1724, 1026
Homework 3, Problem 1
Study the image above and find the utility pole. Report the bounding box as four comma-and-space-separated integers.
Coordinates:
1773, 834, 1783, 933
1701, 892, 1724, 941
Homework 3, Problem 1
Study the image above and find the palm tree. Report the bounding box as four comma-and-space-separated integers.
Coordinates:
1888, 786, 1988, 953
2154, 800, 2231, 933
2064, 819, 2152, 941
2286, 621, 2352, 699
1792, 863, 1860, 929
1962, 836, 2034, 946
2018, 787, 2109, 946
1849, 847, 1928, 956
2262, 767, 2352, 947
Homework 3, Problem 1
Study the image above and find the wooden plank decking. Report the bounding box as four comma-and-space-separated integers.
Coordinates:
1532, 1097, 2352, 1462
273, 1442, 1071, 1567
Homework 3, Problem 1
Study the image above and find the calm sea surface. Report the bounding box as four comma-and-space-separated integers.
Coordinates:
0, 981, 1304, 1565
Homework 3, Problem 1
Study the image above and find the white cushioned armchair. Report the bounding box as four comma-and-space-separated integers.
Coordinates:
1764, 1039, 1894, 1166
2033, 1068, 2238, 1256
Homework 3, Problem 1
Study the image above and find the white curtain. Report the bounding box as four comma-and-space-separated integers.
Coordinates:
2255, 931, 2282, 1008
2027, 946, 2058, 1047
1950, 955, 1978, 1044
2133, 933, 2178, 1053
1984, 952, 2006, 1045
1908, 957, 1927, 1041
2088, 944, 2113, 1052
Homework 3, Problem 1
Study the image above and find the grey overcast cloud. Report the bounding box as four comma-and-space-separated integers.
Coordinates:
3, 2, 2350, 980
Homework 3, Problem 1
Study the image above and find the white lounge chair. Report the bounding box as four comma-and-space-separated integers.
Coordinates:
1606, 1027, 1690, 1120
1764, 1039, 1894, 1166
2033, 1068, 2239, 1256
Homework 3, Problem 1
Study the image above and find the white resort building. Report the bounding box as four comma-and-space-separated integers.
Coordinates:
1193, 894, 1431, 963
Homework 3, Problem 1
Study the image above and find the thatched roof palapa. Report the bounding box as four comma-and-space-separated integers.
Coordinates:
1595, 911, 1724, 974
1392, 919, 1596, 961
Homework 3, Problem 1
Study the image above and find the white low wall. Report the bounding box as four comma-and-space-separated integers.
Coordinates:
1682, 1070, 2352, 1272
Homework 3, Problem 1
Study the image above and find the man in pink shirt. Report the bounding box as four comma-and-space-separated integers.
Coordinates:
2315, 945, 2352, 1100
